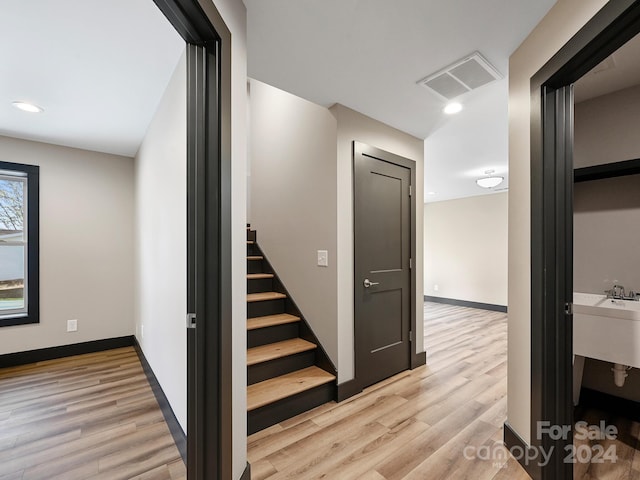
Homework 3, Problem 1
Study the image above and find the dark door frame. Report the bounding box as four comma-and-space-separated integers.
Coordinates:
151, 1, 233, 479
523, 1, 640, 479
352, 141, 420, 393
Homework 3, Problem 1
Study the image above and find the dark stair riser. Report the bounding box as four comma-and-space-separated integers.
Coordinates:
248, 350, 316, 385
247, 259, 267, 274
248, 382, 335, 435
248, 298, 286, 318
247, 278, 274, 294
247, 230, 256, 242
248, 322, 299, 348
247, 243, 260, 256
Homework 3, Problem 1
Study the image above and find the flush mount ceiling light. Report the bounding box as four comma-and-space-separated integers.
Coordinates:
476, 169, 504, 189
12, 101, 44, 113
443, 102, 463, 115
427, 191, 437, 196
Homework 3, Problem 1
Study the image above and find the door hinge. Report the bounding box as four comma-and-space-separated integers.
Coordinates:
409, 185, 412, 197
186, 313, 196, 329
409, 258, 413, 269
565, 303, 573, 315
409, 330, 413, 342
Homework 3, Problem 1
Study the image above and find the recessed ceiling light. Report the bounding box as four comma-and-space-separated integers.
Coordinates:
443, 102, 463, 115
427, 191, 437, 195
12, 101, 44, 113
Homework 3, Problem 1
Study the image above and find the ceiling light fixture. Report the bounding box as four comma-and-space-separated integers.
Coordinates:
443, 102, 463, 115
12, 101, 44, 113
427, 191, 437, 196
476, 169, 504, 189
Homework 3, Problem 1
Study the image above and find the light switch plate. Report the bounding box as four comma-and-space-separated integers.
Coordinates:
317, 250, 328, 267
67, 319, 78, 332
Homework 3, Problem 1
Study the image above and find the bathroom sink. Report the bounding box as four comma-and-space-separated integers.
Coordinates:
572, 292, 640, 404
573, 292, 640, 368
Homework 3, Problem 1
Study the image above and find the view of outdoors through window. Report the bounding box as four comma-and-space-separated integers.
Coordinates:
0, 175, 26, 313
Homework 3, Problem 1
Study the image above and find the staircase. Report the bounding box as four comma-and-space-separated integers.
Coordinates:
246, 226, 337, 435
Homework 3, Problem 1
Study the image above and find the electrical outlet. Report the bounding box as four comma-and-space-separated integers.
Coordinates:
433, 284, 439, 292
67, 319, 78, 332
317, 250, 328, 267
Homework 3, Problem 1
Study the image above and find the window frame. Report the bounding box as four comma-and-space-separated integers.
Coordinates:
0, 161, 39, 327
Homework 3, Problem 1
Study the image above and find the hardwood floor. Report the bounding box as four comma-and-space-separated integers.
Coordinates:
0, 347, 186, 480
248, 302, 530, 480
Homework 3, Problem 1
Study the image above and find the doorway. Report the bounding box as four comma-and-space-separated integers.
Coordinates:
530, 1, 640, 479
353, 141, 415, 390
152, 1, 232, 479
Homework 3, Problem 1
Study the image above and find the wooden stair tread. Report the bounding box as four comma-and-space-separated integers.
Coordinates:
247, 338, 316, 366
247, 273, 274, 280
247, 313, 300, 330
247, 240, 255, 244
247, 255, 263, 261
247, 366, 335, 411
247, 292, 286, 303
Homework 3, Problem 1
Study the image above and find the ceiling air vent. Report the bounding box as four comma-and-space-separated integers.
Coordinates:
417, 52, 503, 101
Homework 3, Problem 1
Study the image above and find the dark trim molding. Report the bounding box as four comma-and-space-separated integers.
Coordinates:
503, 422, 539, 480
574, 158, 640, 183
424, 295, 507, 313
254, 244, 337, 379
336, 379, 362, 402
153, 0, 220, 44
134, 339, 187, 463
0, 335, 134, 368
411, 350, 426, 369
153, 1, 233, 479
336, 352, 427, 401
0, 161, 39, 328
528, 2, 640, 479
239, 463, 251, 480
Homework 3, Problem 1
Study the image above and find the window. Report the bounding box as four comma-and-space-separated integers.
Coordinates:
0, 161, 38, 327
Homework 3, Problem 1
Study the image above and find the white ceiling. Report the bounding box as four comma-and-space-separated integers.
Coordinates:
1, 1, 560, 202
245, 0, 558, 202
0, 0, 184, 158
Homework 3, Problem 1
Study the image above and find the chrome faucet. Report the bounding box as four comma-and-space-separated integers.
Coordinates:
606, 284, 625, 299
605, 285, 639, 300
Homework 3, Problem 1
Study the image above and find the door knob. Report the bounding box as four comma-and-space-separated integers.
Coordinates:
363, 279, 380, 288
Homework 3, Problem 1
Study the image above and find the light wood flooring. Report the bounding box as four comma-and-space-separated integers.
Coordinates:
248, 302, 530, 480
0, 347, 186, 480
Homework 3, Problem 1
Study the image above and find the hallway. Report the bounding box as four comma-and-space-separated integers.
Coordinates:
248, 302, 528, 479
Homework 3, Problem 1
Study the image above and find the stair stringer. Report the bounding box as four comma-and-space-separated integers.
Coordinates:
252, 243, 337, 381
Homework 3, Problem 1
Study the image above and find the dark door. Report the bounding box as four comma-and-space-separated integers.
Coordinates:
354, 141, 412, 389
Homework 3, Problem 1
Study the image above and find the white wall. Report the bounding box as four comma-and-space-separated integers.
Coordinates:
135, 50, 187, 431
574, 176, 640, 294
0, 135, 135, 354
332, 103, 425, 381
424, 193, 508, 306
575, 84, 640, 168
207, 0, 248, 476
508, 0, 609, 444
249, 79, 338, 365
249, 88, 425, 385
